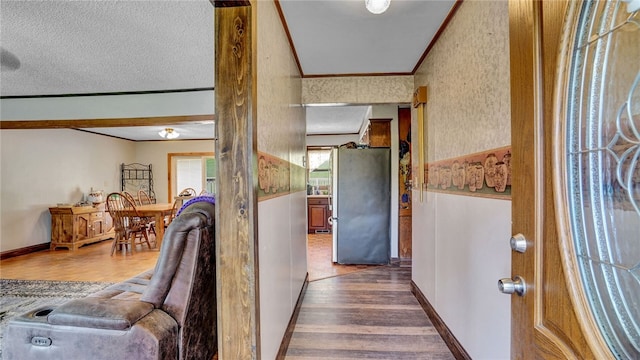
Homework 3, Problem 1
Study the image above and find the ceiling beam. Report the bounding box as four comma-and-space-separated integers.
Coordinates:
0, 114, 215, 129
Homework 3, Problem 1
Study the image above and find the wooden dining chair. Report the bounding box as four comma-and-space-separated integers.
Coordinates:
137, 189, 157, 238
122, 191, 139, 206
178, 188, 197, 197
164, 198, 182, 229
137, 189, 153, 205
105, 192, 152, 255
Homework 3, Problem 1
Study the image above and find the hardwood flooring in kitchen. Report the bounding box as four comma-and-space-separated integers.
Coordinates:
306, 233, 378, 281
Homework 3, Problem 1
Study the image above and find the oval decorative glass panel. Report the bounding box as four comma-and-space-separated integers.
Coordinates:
560, 1, 640, 358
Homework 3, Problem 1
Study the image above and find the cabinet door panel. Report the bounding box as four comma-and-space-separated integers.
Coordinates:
76, 214, 90, 241
308, 205, 328, 230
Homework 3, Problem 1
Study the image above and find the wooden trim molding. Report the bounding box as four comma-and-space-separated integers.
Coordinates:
303, 72, 412, 79
411, 281, 471, 360
0, 243, 50, 260
274, 0, 303, 77
276, 274, 309, 359
0, 87, 214, 100
167, 152, 215, 200
212, 0, 250, 7
0, 114, 215, 129
411, 0, 464, 74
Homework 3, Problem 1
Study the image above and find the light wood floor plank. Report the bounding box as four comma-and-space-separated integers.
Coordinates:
0, 239, 159, 282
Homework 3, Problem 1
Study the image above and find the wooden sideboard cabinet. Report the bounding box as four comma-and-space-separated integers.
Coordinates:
308, 197, 332, 234
49, 204, 115, 251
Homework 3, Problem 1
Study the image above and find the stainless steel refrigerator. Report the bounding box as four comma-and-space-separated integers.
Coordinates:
330, 147, 390, 264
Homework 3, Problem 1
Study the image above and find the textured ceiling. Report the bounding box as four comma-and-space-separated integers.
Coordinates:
0, 0, 214, 96
0, 0, 456, 140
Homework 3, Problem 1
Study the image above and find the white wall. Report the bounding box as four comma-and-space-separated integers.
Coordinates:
257, 191, 307, 358
0, 129, 135, 251
413, 193, 511, 359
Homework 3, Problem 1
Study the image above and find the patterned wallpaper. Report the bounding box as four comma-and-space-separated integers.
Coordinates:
414, 0, 511, 162
257, 0, 305, 166
302, 75, 414, 104
256, 0, 306, 201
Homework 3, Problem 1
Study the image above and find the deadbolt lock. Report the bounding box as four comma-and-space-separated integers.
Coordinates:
510, 233, 528, 253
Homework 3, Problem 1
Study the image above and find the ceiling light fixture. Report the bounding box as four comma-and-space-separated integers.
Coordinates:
365, 0, 390, 14
159, 128, 180, 139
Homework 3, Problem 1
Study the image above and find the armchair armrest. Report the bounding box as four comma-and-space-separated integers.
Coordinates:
48, 297, 154, 330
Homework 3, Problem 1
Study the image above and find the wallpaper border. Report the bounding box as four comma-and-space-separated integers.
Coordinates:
420, 146, 512, 200
257, 151, 306, 201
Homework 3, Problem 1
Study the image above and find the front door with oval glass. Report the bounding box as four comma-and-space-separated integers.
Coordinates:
508, 0, 638, 358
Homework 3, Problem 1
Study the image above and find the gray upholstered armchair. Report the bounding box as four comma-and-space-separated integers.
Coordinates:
4, 200, 217, 360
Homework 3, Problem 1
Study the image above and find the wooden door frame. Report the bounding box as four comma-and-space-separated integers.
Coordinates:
167, 152, 215, 199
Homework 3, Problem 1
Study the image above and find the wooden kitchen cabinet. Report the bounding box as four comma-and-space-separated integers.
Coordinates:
360, 118, 391, 148
307, 197, 332, 234
49, 203, 114, 250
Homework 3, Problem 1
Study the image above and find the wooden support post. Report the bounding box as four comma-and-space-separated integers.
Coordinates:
214, 1, 260, 359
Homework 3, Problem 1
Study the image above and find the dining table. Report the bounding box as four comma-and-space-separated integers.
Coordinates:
130, 203, 175, 250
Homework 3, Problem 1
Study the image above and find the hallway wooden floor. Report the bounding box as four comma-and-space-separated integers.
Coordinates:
285, 266, 455, 359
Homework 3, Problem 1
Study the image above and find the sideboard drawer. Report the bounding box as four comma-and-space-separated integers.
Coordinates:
307, 197, 329, 205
